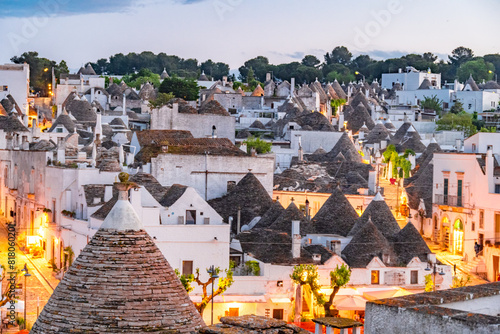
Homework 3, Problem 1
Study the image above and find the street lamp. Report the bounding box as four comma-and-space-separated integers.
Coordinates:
425, 263, 445, 292
354, 71, 365, 83
22, 263, 31, 330
207, 265, 219, 325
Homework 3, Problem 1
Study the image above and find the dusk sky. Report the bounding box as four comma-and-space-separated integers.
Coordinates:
1, 0, 499, 71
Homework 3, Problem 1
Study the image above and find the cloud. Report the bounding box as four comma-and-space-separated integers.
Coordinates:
0, 0, 139, 18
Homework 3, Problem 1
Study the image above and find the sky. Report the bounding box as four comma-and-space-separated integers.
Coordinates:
0, 0, 499, 71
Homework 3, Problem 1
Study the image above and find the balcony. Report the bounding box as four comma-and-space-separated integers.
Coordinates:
435, 194, 466, 207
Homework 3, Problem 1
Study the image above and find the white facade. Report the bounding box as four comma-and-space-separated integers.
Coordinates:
55, 75, 105, 106
150, 153, 275, 200
432, 150, 500, 267
0, 63, 30, 115
150, 104, 236, 143
382, 68, 441, 91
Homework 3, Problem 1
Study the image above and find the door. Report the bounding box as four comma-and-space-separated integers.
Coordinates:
453, 219, 464, 255
496, 214, 500, 243
493, 256, 499, 281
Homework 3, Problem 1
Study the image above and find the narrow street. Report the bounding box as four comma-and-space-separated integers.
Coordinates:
379, 174, 488, 286
0, 218, 59, 330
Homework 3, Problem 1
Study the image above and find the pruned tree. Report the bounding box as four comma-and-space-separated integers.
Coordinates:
175, 267, 234, 316
323, 264, 352, 317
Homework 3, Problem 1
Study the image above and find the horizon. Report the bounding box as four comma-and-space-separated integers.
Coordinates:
1, 0, 499, 70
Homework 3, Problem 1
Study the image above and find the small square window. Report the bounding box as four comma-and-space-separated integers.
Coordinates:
495, 184, 500, 194
273, 309, 284, 320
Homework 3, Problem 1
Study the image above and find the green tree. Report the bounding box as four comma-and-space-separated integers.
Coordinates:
10, 51, 68, 96
420, 95, 443, 115
323, 264, 351, 317
330, 98, 347, 116
301, 55, 321, 68
456, 59, 495, 83
448, 46, 474, 67
147, 92, 175, 109
290, 264, 325, 319
450, 101, 465, 114
243, 137, 271, 154
123, 68, 161, 89
437, 112, 477, 137
175, 267, 234, 316
324, 46, 352, 66
238, 56, 270, 82
451, 275, 472, 288
200, 59, 230, 80
159, 76, 199, 101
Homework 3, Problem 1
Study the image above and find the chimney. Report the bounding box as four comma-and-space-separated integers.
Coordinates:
222, 76, 228, 86
312, 254, 321, 263
409, 154, 416, 169
212, 125, 217, 138
455, 139, 462, 152
250, 147, 257, 157
104, 185, 113, 202
298, 145, 303, 162
122, 93, 127, 116
266, 72, 271, 82
292, 220, 301, 258
290, 78, 295, 97
57, 137, 66, 164
6, 134, 13, 150
21, 136, 29, 150
380, 139, 387, 149
130, 187, 142, 217
305, 199, 310, 220
368, 170, 376, 194
398, 68, 402, 73
57, 104, 62, 117
90, 87, 95, 102
339, 111, 344, 130
235, 207, 241, 235
487, 147, 494, 193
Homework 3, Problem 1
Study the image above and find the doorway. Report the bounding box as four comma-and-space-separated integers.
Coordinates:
453, 219, 464, 255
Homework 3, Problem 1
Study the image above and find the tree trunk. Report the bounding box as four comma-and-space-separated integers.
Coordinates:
323, 286, 340, 317
294, 284, 302, 323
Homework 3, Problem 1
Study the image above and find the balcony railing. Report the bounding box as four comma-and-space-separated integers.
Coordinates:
435, 194, 466, 207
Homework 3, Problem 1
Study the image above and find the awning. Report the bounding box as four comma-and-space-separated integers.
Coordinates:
333, 295, 367, 311
362, 288, 412, 301
189, 295, 266, 303
270, 297, 292, 303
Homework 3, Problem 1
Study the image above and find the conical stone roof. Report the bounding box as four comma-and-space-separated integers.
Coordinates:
251, 84, 265, 97
253, 201, 285, 229
346, 104, 375, 133
348, 193, 400, 239
350, 92, 371, 112
312, 187, 358, 236
364, 121, 392, 144
393, 221, 432, 265
342, 218, 396, 268
32, 181, 205, 333
324, 132, 362, 163
416, 139, 441, 166
331, 79, 347, 100
208, 172, 273, 233
268, 202, 315, 236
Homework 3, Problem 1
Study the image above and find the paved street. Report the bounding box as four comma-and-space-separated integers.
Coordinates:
0, 218, 59, 330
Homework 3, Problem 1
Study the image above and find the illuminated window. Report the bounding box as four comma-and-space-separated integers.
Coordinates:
371, 270, 380, 284
229, 308, 239, 317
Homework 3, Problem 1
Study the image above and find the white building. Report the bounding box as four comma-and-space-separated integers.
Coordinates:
0, 63, 30, 115
381, 67, 441, 91
432, 133, 500, 272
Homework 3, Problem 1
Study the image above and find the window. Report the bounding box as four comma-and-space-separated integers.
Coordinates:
371, 270, 380, 284
495, 184, 500, 194
444, 178, 449, 204
457, 179, 463, 207
203, 217, 210, 225
472, 221, 475, 232
495, 214, 500, 243
472, 144, 476, 152
410, 270, 418, 284
468, 104, 472, 110
177, 216, 184, 225
182, 261, 193, 275
186, 210, 196, 224
228, 308, 239, 317
480, 210, 484, 229
273, 309, 284, 320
